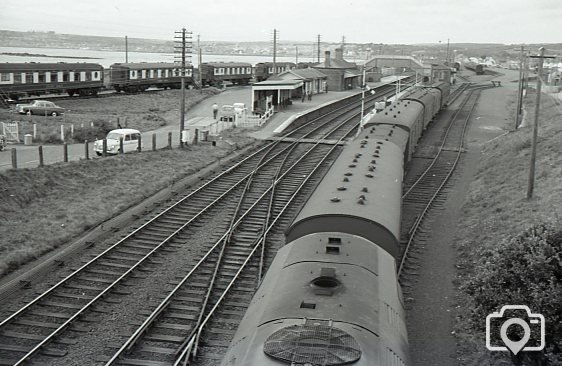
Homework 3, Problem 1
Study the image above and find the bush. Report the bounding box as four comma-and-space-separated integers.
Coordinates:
72, 119, 114, 143
462, 223, 562, 365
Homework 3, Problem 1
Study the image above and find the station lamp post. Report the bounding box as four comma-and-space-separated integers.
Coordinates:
357, 64, 375, 136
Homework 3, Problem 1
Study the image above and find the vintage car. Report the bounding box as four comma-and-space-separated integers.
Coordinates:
16, 100, 65, 116
93, 128, 142, 155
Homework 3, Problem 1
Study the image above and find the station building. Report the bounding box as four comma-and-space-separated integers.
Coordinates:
312, 48, 361, 91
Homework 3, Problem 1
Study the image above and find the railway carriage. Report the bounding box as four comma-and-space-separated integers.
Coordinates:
464, 62, 484, 75
222, 131, 410, 366
109, 62, 193, 92
0, 62, 103, 100
254, 62, 296, 82
200, 62, 252, 86
221, 80, 452, 366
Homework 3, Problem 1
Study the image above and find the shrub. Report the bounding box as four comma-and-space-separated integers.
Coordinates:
462, 223, 562, 365
72, 119, 114, 143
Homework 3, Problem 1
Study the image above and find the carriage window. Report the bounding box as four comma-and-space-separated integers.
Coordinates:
131, 133, 139, 140
0, 73, 9, 82
86, 72, 92, 81
25, 73, 33, 83
63, 72, 70, 82
14, 74, 21, 84
50, 73, 57, 82
38, 73, 46, 83
93, 71, 99, 79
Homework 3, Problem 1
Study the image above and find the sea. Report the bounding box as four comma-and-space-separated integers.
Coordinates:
0, 46, 315, 68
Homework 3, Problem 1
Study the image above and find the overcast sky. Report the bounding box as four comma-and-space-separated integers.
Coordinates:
2, 0, 561, 44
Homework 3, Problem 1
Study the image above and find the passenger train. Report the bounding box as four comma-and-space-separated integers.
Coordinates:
220, 81, 450, 366
464, 62, 484, 75
0, 61, 255, 100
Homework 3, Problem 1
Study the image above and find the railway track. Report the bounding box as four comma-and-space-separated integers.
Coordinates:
397, 84, 491, 279
0, 83, 403, 365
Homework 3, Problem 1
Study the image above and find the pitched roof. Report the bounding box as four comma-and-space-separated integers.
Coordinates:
277, 68, 328, 80
313, 58, 357, 69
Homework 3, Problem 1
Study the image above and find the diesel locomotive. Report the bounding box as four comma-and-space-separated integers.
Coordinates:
220, 82, 450, 366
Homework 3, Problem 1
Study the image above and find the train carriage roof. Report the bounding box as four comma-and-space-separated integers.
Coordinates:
202, 62, 252, 67
286, 135, 404, 258
365, 100, 424, 132
0, 62, 103, 71
110, 62, 189, 70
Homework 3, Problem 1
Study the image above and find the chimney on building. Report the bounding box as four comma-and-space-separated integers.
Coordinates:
335, 48, 343, 60
325, 51, 331, 67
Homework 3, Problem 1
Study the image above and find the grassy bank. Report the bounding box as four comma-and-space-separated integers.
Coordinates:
0, 88, 221, 143
0, 130, 255, 277
455, 91, 562, 364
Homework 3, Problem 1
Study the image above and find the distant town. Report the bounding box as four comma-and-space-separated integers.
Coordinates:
1, 30, 561, 69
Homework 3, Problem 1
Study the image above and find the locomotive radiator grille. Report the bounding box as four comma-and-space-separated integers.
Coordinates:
263, 323, 361, 365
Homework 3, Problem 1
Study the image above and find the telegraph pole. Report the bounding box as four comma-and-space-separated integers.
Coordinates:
125, 36, 128, 63
526, 47, 554, 199
295, 45, 298, 64
174, 28, 192, 147
272, 29, 278, 75
515, 45, 525, 130
445, 38, 450, 65
197, 34, 202, 93
317, 34, 321, 63
514, 45, 531, 130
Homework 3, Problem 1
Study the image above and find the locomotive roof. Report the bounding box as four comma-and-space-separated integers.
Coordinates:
110, 62, 190, 69
0, 62, 103, 71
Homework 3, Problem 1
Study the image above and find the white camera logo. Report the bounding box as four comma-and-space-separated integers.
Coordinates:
486, 305, 545, 355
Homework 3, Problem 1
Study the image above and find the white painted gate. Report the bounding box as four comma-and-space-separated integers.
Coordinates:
2, 122, 19, 142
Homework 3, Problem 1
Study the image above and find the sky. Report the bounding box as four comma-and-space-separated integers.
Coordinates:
2, 0, 561, 44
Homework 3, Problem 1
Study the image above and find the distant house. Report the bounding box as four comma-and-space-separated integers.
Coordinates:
313, 48, 361, 91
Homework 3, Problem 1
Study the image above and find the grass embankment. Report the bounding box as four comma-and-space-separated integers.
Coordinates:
0, 129, 255, 278
455, 91, 561, 364
0, 88, 221, 143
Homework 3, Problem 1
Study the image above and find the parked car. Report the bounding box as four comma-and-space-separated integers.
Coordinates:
93, 128, 142, 156
16, 100, 65, 116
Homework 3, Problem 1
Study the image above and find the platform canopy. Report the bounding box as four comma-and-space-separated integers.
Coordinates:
252, 79, 304, 90
252, 79, 304, 112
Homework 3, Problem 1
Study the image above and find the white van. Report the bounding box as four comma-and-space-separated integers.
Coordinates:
94, 128, 142, 156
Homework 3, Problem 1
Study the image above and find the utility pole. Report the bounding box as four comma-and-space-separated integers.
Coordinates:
295, 45, 298, 64
272, 29, 278, 75
445, 38, 450, 65
125, 35, 128, 63
317, 34, 321, 63
526, 47, 554, 199
341, 35, 345, 55
197, 34, 202, 93
514, 45, 529, 130
174, 28, 192, 148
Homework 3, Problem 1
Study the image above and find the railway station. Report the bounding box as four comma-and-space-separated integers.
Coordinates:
1, 13, 561, 366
